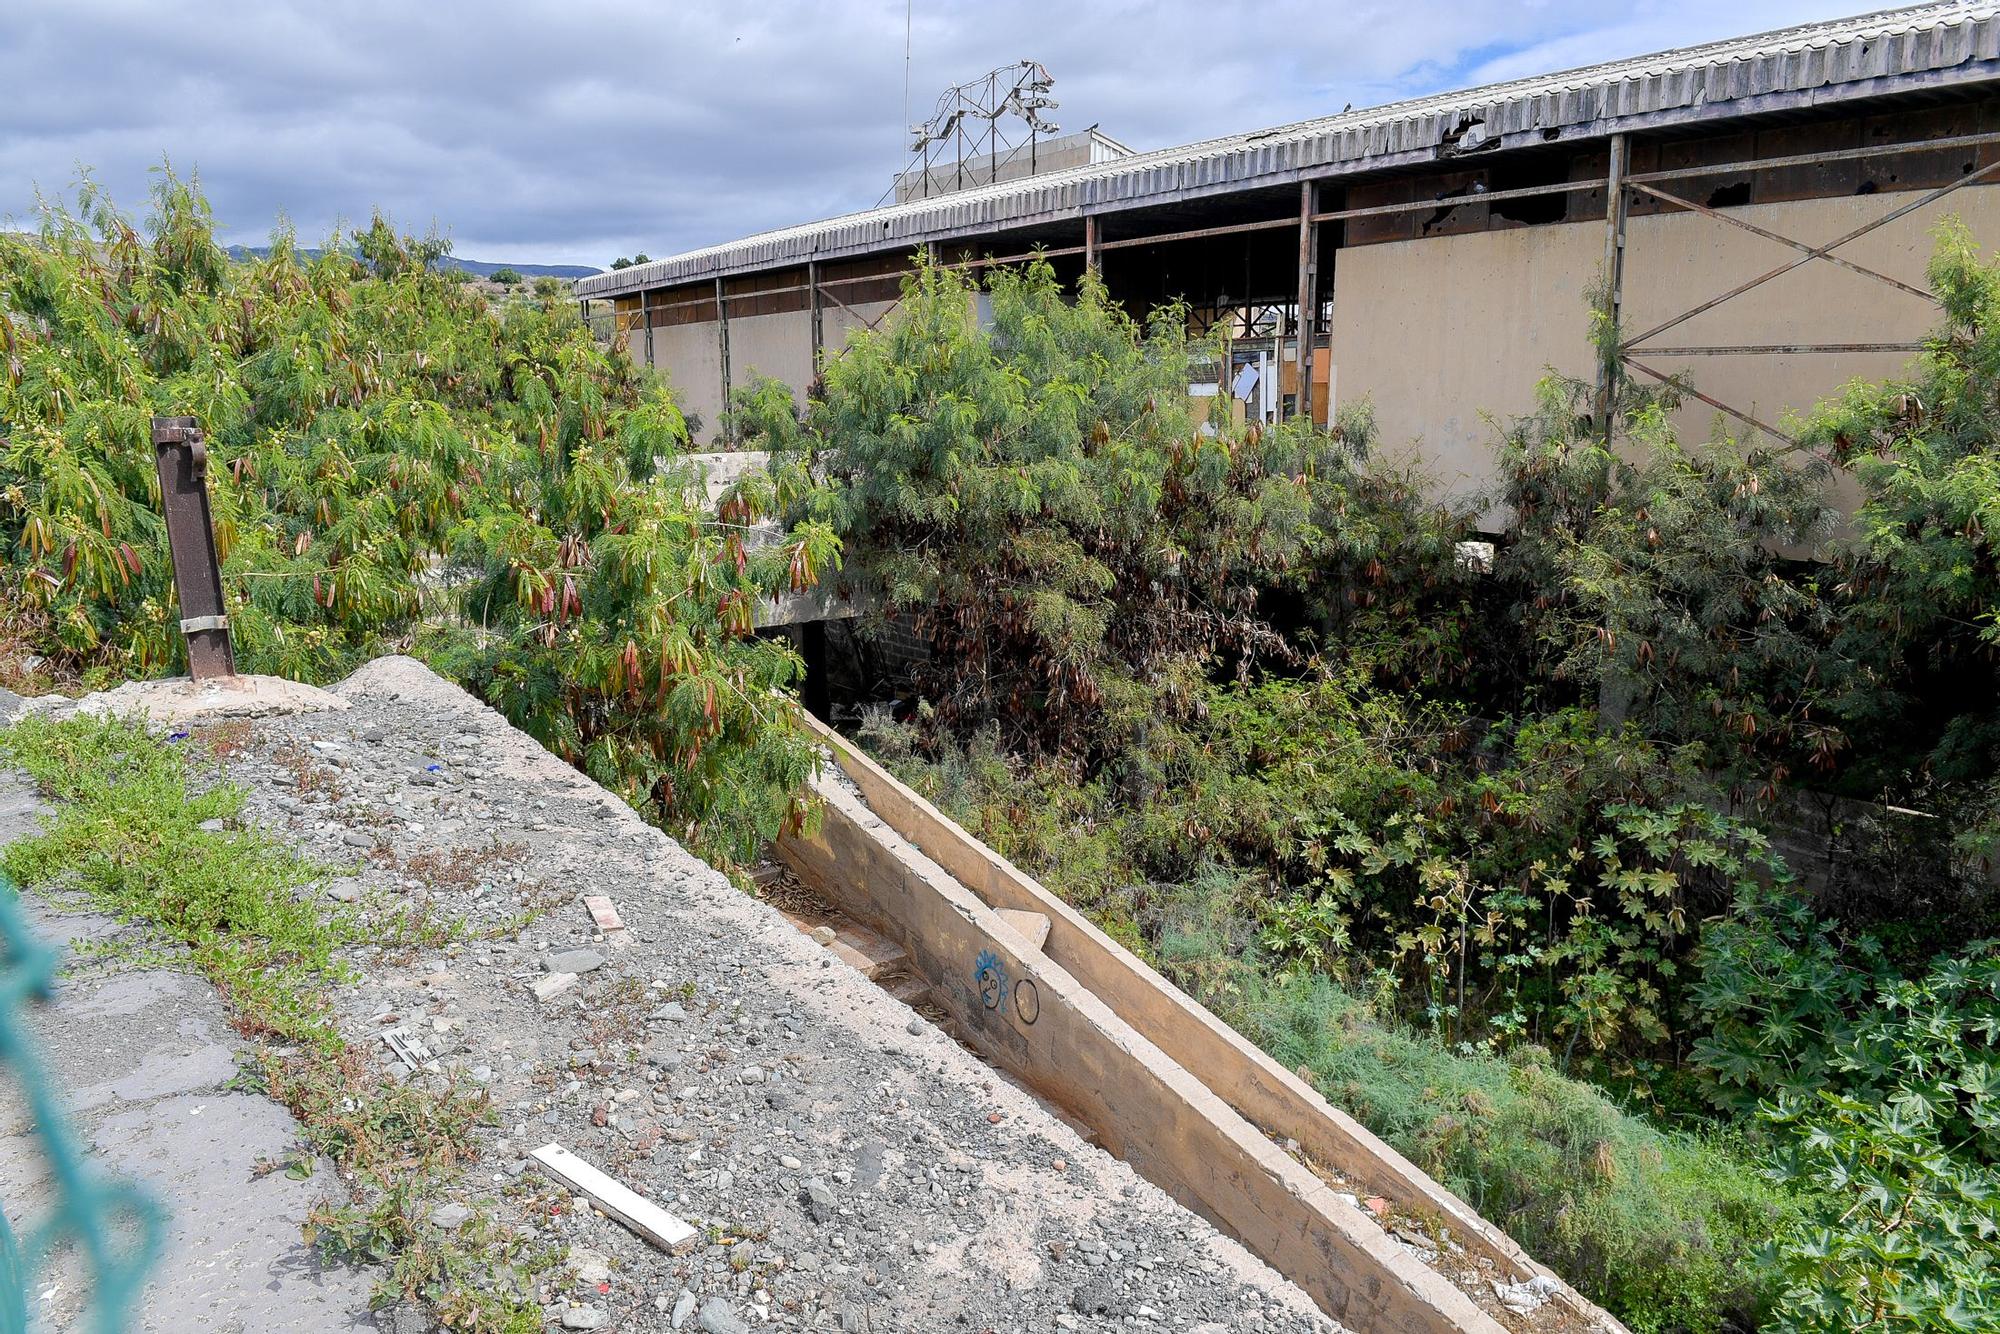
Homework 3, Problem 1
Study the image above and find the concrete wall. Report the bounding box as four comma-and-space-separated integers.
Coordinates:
649, 322, 726, 442
1331, 183, 2000, 516
639, 301, 896, 444
1331, 222, 1599, 505
727, 309, 816, 410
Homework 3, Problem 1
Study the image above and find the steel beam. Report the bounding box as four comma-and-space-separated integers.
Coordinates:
150, 416, 236, 681
1295, 180, 1316, 425
1601, 133, 1628, 444
1310, 176, 1607, 226
1638, 341, 1923, 356
1621, 355, 1801, 448
1623, 128, 2000, 188
714, 277, 732, 441
808, 260, 824, 375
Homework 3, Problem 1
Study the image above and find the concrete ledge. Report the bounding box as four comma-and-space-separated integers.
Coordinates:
782, 711, 1628, 1334
784, 775, 1510, 1334
16, 674, 351, 726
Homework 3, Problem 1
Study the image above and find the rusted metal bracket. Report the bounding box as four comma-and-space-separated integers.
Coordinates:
150, 416, 236, 680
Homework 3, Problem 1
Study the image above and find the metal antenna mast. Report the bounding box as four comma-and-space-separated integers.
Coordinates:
904, 60, 1058, 200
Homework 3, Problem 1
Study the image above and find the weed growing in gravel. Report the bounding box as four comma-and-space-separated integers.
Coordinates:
401, 841, 529, 896
1, 712, 355, 1049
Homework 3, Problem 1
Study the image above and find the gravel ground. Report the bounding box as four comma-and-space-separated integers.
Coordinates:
23, 657, 1336, 1334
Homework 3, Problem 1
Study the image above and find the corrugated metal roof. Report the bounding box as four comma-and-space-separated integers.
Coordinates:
578, 1, 2000, 299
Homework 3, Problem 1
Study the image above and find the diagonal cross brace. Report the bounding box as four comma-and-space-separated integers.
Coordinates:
816, 285, 903, 368
1621, 157, 2000, 352
1624, 181, 1935, 305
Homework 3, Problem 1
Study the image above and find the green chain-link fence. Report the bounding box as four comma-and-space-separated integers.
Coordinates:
0, 877, 163, 1332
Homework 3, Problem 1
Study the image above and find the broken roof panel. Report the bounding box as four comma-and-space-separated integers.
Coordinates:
578, 2, 2000, 299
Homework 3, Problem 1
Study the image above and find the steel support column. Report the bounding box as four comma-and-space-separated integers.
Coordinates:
1600, 133, 1628, 444
808, 260, 825, 375
1295, 180, 1317, 425
714, 277, 732, 441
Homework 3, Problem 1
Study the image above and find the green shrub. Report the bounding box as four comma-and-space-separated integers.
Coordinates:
0, 173, 834, 856
1754, 944, 2000, 1331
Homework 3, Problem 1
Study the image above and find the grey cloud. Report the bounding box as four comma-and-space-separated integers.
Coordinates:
2, 0, 1835, 266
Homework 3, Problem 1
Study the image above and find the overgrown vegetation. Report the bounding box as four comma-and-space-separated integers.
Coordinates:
766, 245, 2000, 1330
0, 716, 547, 1328
6, 173, 1999, 1329
0, 172, 834, 859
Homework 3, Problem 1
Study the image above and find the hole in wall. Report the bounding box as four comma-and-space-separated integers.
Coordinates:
1492, 191, 1568, 225
1706, 181, 1752, 208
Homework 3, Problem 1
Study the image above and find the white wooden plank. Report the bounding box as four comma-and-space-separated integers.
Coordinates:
531, 1143, 699, 1253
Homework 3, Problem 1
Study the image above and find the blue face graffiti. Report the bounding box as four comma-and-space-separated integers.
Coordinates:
973, 949, 1009, 1012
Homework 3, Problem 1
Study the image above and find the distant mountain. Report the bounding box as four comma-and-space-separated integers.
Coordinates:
223, 245, 599, 279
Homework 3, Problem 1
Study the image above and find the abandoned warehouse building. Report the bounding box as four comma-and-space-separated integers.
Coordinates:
578, 2, 2000, 518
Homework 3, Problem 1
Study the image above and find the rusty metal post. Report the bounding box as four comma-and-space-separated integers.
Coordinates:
1084, 215, 1100, 279
150, 416, 236, 680
639, 286, 655, 368
808, 259, 824, 375
1295, 180, 1317, 425
714, 277, 732, 443
1599, 132, 1628, 445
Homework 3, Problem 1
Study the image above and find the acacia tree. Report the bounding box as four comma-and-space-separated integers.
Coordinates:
1496, 321, 1846, 792
1801, 222, 2000, 827
745, 255, 1397, 761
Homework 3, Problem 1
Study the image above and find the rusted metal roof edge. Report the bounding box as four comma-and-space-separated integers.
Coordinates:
578, 3, 2000, 300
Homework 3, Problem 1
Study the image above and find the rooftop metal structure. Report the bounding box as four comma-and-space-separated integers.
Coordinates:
578, 1, 2000, 300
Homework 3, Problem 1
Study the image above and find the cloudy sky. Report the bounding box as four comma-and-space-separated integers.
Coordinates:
2, 0, 1845, 269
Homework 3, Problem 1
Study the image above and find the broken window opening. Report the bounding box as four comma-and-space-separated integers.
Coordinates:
1492, 190, 1568, 226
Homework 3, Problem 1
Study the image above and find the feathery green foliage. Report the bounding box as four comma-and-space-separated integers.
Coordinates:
0, 172, 834, 853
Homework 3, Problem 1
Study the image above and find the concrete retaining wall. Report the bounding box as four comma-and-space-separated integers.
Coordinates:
777, 712, 1626, 1334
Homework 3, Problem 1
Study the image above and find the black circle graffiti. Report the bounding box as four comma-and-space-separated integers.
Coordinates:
1013, 978, 1040, 1025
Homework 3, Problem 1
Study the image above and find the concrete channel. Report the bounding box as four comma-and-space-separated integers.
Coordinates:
776, 711, 1628, 1334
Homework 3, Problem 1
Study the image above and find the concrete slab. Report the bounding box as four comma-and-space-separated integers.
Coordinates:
0, 763, 375, 1333
16, 674, 350, 727
826, 924, 906, 980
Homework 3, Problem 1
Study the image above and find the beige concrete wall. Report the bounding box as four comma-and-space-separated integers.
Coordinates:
1331, 184, 2000, 517
728, 308, 815, 408
650, 322, 726, 443
1331, 223, 1599, 507
643, 300, 899, 444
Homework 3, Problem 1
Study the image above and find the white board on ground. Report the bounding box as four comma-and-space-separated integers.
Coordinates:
530, 1143, 698, 1253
